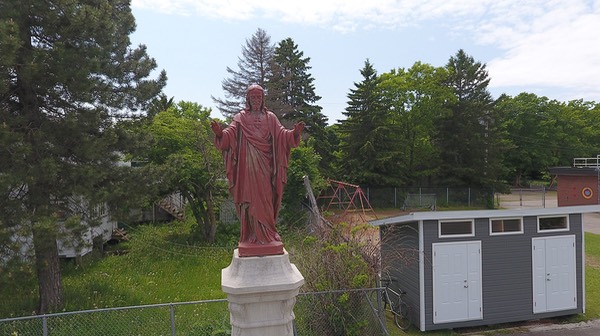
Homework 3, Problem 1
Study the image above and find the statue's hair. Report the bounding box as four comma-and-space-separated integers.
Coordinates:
245, 84, 266, 112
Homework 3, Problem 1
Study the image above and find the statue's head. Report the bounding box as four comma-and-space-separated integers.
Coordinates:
245, 84, 265, 112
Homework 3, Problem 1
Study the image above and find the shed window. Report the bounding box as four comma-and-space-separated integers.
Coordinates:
490, 218, 523, 235
439, 220, 474, 237
538, 216, 569, 232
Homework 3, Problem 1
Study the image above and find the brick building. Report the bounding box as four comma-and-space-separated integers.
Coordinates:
549, 158, 599, 206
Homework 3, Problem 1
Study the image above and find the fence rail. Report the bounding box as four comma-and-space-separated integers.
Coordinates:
0, 288, 392, 336
346, 187, 495, 209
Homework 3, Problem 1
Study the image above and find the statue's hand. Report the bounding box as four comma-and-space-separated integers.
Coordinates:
293, 121, 305, 137
211, 120, 223, 138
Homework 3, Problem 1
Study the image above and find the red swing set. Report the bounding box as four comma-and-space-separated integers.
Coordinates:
318, 179, 377, 220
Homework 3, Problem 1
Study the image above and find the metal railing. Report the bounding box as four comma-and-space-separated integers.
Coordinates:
0, 288, 393, 336
573, 157, 600, 168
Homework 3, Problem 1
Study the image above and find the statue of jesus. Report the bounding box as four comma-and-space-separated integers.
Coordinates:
211, 84, 304, 257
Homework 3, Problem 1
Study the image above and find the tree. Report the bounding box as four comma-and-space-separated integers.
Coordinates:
272, 37, 334, 176
435, 49, 503, 188
496, 93, 557, 185
212, 28, 276, 118
337, 60, 397, 186
145, 102, 225, 242
496, 94, 599, 186
0, 0, 166, 313
378, 62, 452, 185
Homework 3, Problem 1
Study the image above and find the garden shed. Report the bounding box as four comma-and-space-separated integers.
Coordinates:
370, 205, 600, 331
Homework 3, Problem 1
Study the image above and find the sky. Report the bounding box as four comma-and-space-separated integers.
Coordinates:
129, 0, 600, 124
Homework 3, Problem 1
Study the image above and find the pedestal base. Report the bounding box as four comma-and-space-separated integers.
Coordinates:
238, 240, 284, 257
221, 249, 304, 336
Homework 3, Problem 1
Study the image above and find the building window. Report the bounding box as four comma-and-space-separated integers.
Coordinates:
538, 216, 569, 232
439, 220, 474, 237
490, 218, 523, 235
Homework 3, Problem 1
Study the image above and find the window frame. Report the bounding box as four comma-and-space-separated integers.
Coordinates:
489, 217, 524, 236
537, 215, 570, 233
438, 219, 475, 238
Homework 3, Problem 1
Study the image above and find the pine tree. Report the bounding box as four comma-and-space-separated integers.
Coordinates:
212, 28, 276, 118
272, 38, 335, 175
337, 60, 396, 186
0, 0, 166, 313
435, 49, 500, 188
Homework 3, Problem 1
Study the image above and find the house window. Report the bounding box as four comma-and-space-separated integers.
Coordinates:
490, 218, 523, 235
538, 216, 569, 232
439, 220, 474, 237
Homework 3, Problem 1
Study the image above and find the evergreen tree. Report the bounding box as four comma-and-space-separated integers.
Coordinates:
0, 0, 166, 313
272, 38, 334, 176
435, 50, 502, 188
337, 60, 396, 186
212, 28, 276, 118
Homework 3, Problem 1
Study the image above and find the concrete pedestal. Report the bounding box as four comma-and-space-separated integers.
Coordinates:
222, 249, 304, 336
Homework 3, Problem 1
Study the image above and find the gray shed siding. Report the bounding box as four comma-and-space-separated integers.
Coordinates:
420, 214, 583, 331
380, 222, 420, 326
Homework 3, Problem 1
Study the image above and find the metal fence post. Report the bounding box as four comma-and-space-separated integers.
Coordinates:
542, 185, 546, 208
170, 304, 176, 336
42, 315, 48, 336
468, 188, 471, 207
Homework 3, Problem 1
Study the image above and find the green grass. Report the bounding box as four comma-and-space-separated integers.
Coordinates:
61, 222, 232, 311
0, 219, 233, 318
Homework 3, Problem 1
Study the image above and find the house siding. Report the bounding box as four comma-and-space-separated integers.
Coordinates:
393, 215, 584, 331
380, 222, 420, 327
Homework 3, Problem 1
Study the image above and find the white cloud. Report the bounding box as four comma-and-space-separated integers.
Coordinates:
132, 0, 600, 100
484, 1, 600, 99
131, 0, 495, 31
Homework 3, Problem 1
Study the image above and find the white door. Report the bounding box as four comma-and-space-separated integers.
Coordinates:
433, 241, 482, 324
532, 235, 577, 313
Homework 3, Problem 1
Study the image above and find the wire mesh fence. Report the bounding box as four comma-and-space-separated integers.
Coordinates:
359, 187, 495, 209
294, 288, 388, 336
0, 288, 391, 336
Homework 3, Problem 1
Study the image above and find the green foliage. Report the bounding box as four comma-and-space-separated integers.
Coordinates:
378, 62, 452, 185
143, 101, 226, 243
337, 59, 398, 186
435, 49, 504, 189
0, 0, 166, 312
290, 223, 378, 335
280, 140, 327, 227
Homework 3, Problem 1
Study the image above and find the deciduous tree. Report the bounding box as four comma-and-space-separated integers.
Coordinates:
145, 102, 225, 242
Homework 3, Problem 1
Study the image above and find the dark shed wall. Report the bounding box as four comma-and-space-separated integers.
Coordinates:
421, 215, 583, 331
380, 222, 420, 326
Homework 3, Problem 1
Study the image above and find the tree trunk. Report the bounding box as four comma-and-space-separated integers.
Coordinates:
32, 223, 64, 314
204, 190, 217, 243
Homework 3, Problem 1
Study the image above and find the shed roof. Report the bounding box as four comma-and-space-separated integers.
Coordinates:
369, 205, 600, 226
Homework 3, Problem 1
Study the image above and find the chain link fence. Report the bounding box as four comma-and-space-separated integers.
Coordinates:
1, 288, 392, 336
496, 187, 557, 209
361, 187, 495, 209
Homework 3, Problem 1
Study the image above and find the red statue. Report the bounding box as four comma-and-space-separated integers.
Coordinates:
211, 84, 304, 257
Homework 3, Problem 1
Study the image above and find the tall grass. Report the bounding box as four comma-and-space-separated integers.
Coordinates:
0, 219, 234, 318
61, 221, 233, 311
